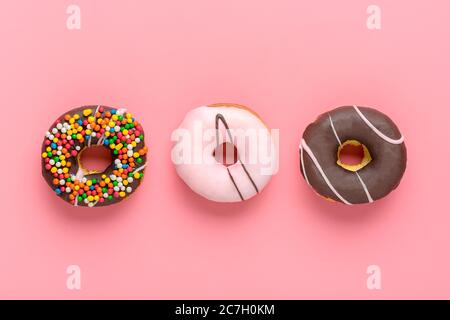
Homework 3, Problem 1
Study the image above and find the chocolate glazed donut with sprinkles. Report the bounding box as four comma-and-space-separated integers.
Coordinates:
41, 106, 148, 207
299, 106, 407, 205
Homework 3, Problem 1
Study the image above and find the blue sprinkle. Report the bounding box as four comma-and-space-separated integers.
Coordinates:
90, 186, 95, 191
85, 135, 90, 140
110, 128, 114, 132
122, 164, 128, 169
51, 143, 57, 149
103, 139, 110, 145
55, 188, 61, 195
111, 109, 117, 114
77, 119, 83, 125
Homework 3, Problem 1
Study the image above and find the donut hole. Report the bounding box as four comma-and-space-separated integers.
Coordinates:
339, 144, 364, 165
213, 142, 238, 167
79, 145, 112, 173
337, 140, 372, 172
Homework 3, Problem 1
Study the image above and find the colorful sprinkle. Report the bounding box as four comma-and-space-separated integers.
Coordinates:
42, 106, 147, 207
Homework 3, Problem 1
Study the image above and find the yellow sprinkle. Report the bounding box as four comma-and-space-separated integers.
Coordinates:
59, 155, 65, 161
76, 133, 82, 140
126, 113, 132, 119
88, 116, 95, 123
134, 172, 140, 179
46, 146, 51, 152
112, 115, 118, 121
67, 130, 73, 135
118, 168, 124, 173
85, 129, 92, 135
86, 180, 92, 186
69, 118, 75, 124
63, 168, 69, 173
94, 195, 99, 201
51, 167, 57, 173
105, 131, 111, 137
122, 129, 128, 136
77, 126, 83, 132
73, 114, 80, 120
127, 119, 132, 123
108, 121, 115, 127
133, 152, 139, 158
53, 138, 58, 143
87, 195, 94, 202
119, 191, 126, 197
115, 143, 123, 150
101, 174, 107, 179
83, 109, 92, 117
105, 178, 111, 184
131, 141, 136, 147
110, 143, 115, 149
123, 180, 128, 186
74, 185, 80, 191
61, 160, 66, 166
42, 152, 48, 158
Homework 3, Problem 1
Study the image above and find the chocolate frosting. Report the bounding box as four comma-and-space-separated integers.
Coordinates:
299, 106, 407, 204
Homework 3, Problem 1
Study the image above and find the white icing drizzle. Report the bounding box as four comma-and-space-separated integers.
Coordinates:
353, 105, 404, 144
97, 134, 104, 146
74, 195, 79, 207
75, 167, 85, 181
133, 163, 147, 173
329, 114, 342, 146
356, 172, 374, 203
300, 144, 310, 186
300, 139, 352, 205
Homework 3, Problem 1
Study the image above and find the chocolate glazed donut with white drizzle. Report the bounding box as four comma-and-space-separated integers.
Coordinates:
299, 106, 407, 204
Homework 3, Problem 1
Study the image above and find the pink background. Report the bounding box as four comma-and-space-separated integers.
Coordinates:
0, 0, 449, 299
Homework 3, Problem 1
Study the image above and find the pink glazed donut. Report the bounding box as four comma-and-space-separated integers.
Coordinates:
172, 103, 277, 202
